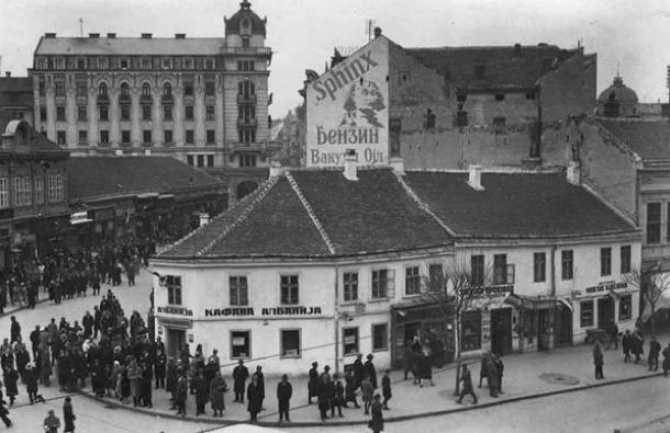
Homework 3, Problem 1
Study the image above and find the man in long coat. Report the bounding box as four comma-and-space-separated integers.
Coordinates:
209, 371, 227, 417
308, 362, 319, 404
63, 397, 76, 433
232, 359, 249, 403
246, 374, 262, 423
364, 354, 378, 389
277, 374, 292, 423
253, 365, 265, 410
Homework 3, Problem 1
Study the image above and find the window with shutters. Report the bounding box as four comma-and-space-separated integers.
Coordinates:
229, 276, 248, 306
372, 269, 395, 299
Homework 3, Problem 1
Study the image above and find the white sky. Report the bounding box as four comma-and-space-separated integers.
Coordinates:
1, 0, 670, 118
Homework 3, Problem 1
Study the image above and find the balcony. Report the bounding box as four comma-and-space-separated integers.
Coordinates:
237, 94, 257, 104
230, 141, 266, 152
237, 118, 257, 128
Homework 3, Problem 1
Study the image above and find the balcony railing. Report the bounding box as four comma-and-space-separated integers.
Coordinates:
237, 118, 257, 128
237, 94, 257, 104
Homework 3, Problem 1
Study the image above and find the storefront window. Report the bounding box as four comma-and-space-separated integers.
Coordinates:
619, 295, 632, 320
580, 300, 594, 327
372, 323, 388, 352
280, 329, 301, 358
231, 330, 250, 359
460, 310, 481, 351
343, 327, 359, 355
166, 275, 182, 305
229, 276, 248, 306
280, 275, 299, 305
343, 272, 358, 302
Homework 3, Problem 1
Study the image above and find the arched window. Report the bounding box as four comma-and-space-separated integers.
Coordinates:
120, 83, 130, 98
98, 82, 108, 97
163, 83, 172, 98
142, 83, 151, 97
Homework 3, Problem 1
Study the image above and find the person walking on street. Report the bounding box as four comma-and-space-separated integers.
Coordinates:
277, 374, 292, 423
487, 355, 500, 397
333, 374, 345, 417
364, 354, 378, 389
662, 343, 670, 377
649, 338, 662, 372
63, 397, 76, 433
316, 375, 331, 422
175, 374, 188, 417
9, 317, 20, 345
381, 370, 392, 410
632, 330, 645, 364
368, 394, 384, 433
308, 362, 319, 405
361, 375, 374, 415
493, 353, 505, 394
593, 340, 605, 379
353, 354, 365, 389
403, 341, 414, 381
478, 351, 490, 388
209, 371, 227, 417
253, 365, 265, 410
233, 359, 249, 403
609, 320, 619, 350
44, 409, 61, 433
457, 364, 478, 404
247, 374, 262, 423
344, 369, 360, 408
0, 386, 11, 427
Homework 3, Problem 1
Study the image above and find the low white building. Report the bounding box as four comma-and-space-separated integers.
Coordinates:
151, 162, 641, 375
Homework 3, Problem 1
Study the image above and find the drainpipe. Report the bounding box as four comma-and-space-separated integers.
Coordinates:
334, 265, 340, 375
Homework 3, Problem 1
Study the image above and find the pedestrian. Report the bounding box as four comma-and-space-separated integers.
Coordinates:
609, 320, 619, 350
9, 317, 20, 345
25, 363, 39, 403
663, 343, 670, 377
487, 355, 500, 397
63, 397, 76, 433
209, 370, 227, 417
154, 349, 166, 389
622, 330, 632, 363
175, 374, 188, 417
330, 374, 343, 418
353, 353, 365, 388
381, 370, 392, 410
364, 354, 378, 389
457, 364, 478, 404
593, 340, 605, 380
360, 375, 374, 415
649, 338, 662, 372
247, 374, 262, 423
403, 340, 414, 381
3, 366, 17, 406
493, 353, 504, 394
232, 359, 249, 403
632, 330, 645, 364
194, 369, 208, 416
308, 362, 319, 404
44, 409, 61, 433
368, 394, 384, 433
344, 369, 360, 408
253, 365, 265, 410
478, 351, 490, 388
0, 385, 11, 427
277, 374, 292, 423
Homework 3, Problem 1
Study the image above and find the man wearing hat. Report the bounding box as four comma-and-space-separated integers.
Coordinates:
43, 409, 61, 433
364, 354, 378, 389
308, 362, 319, 404
353, 354, 365, 390
368, 394, 384, 433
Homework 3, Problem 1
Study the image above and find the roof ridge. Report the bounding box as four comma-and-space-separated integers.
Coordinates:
285, 172, 336, 255
194, 174, 280, 257
393, 172, 457, 238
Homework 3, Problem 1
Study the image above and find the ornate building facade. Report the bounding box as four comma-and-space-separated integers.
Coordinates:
29, 1, 272, 201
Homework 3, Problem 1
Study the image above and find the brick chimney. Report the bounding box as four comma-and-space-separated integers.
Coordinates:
567, 161, 581, 185
468, 164, 484, 190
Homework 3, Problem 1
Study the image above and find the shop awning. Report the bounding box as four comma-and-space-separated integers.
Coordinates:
504, 293, 559, 310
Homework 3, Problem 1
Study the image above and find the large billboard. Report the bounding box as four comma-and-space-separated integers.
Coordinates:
306, 37, 389, 167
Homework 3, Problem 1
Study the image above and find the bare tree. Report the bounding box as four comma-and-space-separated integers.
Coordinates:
626, 262, 670, 339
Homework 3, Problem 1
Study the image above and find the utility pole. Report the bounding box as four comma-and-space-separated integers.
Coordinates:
365, 19, 376, 43
79, 18, 84, 37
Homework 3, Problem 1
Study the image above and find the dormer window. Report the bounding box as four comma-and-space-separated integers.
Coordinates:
120, 58, 129, 70
141, 57, 152, 70
98, 57, 109, 70
77, 58, 86, 70
161, 57, 172, 70
55, 57, 66, 70
241, 18, 252, 35
183, 57, 193, 70
205, 58, 215, 70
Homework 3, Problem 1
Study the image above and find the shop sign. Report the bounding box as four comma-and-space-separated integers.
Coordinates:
157, 318, 192, 329
204, 306, 323, 317
156, 306, 193, 316
585, 281, 627, 294
70, 211, 91, 225
461, 284, 514, 298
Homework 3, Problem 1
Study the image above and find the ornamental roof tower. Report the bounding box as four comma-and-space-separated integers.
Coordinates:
224, 0, 267, 37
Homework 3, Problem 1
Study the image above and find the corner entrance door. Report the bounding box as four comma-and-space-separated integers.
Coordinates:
598, 296, 615, 329
166, 328, 185, 360
490, 308, 512, 355
554, 304, 573, 346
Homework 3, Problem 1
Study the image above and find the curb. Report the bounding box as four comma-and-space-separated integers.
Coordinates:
76, 371, 664, 428
0, 296, 51, 319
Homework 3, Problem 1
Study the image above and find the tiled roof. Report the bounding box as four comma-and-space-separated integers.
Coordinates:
596, 119, 670, 161
67, 156, 223, 201
0, 78, 33, 108
405, 45, 576, 90
35, 37, 225, 56
1, 120, 68, 156
403, 171, 637, 239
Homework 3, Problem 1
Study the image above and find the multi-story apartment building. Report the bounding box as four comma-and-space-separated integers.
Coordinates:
29, 0, 272, 202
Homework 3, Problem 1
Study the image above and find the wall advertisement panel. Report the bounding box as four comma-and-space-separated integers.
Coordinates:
306, 37, 389, 167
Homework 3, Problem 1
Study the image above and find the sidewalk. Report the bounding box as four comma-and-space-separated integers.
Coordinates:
78, 341, 667, 428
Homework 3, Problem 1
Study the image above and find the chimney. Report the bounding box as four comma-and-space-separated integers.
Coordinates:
107, 33, 116, 39
4, 72, 10, 78
390, 157, 404, 175
115, 149, 123, 156
343, 149, 358, 181
468, 164, 484, 190
269, 160, 282, 178
141, 33, 153, 39
567, 161, 581, 185
199, 213, 211, 227
44, 33, 57, 39
175, 33, 186, 39
89, 33, 100, 39
374, 27, 382, 38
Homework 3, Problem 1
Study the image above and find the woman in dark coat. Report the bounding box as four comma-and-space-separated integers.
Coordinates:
308, 362, 319, 404
593, 340, 605, 379
209, 371, 227, 417
369, 394, 384, 433
3, 367, 18, 406
63, 397, 76, 433
246, 374, 262, 422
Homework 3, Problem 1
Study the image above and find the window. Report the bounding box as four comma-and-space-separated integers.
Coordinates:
238, 60, 255, 71
55, 57, 65, 69
230, 330, 250, 359
161, 58, 172, 70
205, 81, 215, 96
186, 155, 194, 166
493, 117, 507, 134
601, 247, 612, 276
424, 108, 436, 129
372, 323, 388, 352
55, 81, 65, 97
39, 79, 46, 97
238, 129, 256, 143
343, 327, 359, 356
98, 57, 109, 69
99, 130, 109, 144
34, 177, 44, 204
280, 329, 301, 358
197, 155, 204, 168
495, 94, 505, 101
56, 106, 66, 121
78, 130, 87, 144
121, 130, 130, 144
166, 275, 182, 305
47, 173, 63, 203
163, 82, 172, 98
143, 130, 152, 144
98, 82, 108, 98
619, 294, 632, 320
121, 104, 130, 121
343, 272, 358, 302
372, 269, 395, 299
142, 105, 152, 121
620, 245, 631, 274
533, 252, 546, 283
40, 107, 46, 123
185, 105, 194, 120
184, 83, 194, 96
429, 264, 444, 292
280, 275, 299, 305
461, 310, 482, 351
471, 255, 484, 287
164, 130, 173, 144
0, 179, 8, 209
580, 300, 594, 327
238, 80, 255, 97
120, 82, 130, 99
493, 254, 509, 285
207, 155, 214, 167
163, 105, 173, 121
242, 38, 250, 48
205, 58, 215, 70
183, 58, 193, 70
206, 105, 215, 120
186, 130, 194, 144
647, 202, 661, 244
239, 153, 256, 168
229, 276, 248, 306
405, 266, 421, 295
142, 83, 152, 98
99, 105, 109, 121
76, 83, 87, 98
561, 250, 573, 280
206, 129, 215, 144
120, 58, 129, 70
77, 106, 87, 122
474, 64, 485, 79
56, 131, 66, 144
141, 57, 152, 70
13, 177, 32, 206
